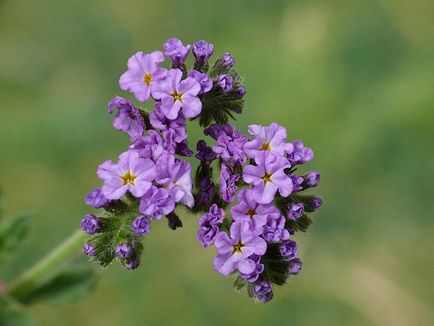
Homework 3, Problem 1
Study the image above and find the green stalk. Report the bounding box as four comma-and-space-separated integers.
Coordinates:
8, 229, 86, 300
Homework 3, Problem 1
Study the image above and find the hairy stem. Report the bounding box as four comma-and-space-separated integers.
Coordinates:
7, 229, 86, 300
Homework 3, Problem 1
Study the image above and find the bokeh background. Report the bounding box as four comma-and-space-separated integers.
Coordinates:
1, 0, 433, 325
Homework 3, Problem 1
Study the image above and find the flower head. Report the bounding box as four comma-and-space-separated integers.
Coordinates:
108, 96, 145, 142
83, 242, 96, 256
131, 215, 151, 236
196, 204, 224, 247
116, 243, 132, 259
80, 214, 101, 235
206, 124, 248, 165
163, 38, 191, 67
139, 186, 175, 220
119, 51, 167, 102
152, 69, 202, 120
220, 52, 235, 70
216, 74, 233, 93
253, 280, 273, 303
219, 164, 240, 203
288, 140, 313, 166
287, 202, 304, 220
149, 105, 187, 143
192, 40, 214, 66
213, 221, 267, 276
85, 188, 110, 209
262, 214, 290, 242
239, 254, 264, 283
187, 70, 212, 94
288, 258, 302, 275
303, 170, 320, 188
279, 240, 298, 260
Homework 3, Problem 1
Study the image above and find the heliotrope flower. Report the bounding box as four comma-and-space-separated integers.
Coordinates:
98, 150, 157, 200
262, 214, 290, 242
213, 221, 267, 276
239, 254, 264, 283
85, 188, 110, 209
192, 40, 214, 67
287, 202, 304, 220
163, 38, 191, 67
303, 170, 320, 188
187, 70, 213, 95
196, 204, 224, 247
253, 280, 273, 303
119, 51, 167, 102
244, 122, 293, 159
243, 151, 293, 204
216, 74, 233, 93
288, 258, 302, 275
131, 215, 151, 236
288, 140, 313, 165
279, 240, 298, 260
206, 124, 248, 165
108, 96, 145, 142
195, 140, 217, 165
80, 214, 101, 235
139, 186, 175, 220
131, 130, 175, 161
195, 177, 214, 206
219, 164, 240, 203
149, 104, 187, 143
152, 69, 202, 120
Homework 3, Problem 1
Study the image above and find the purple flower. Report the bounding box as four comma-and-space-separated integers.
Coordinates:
107, 96, 145, 142
163, 38, 191, 67
187, 70, 212, 94
152, 69, 202, 120
207, 124, 248, 165
262, 214, 290, 242
213, 221, 267, 276
116, 243, 132, 259
243, 151, 293, 204
288, 258, 302, 275
196, 204, 224, 247
119, 51, 167, 102
126, 260, 140, 270
289, 174, 304, 192
219, 164, 240, 203
192, 40, 214, 66
279, 240, 298, 260
196, 140, 217, 164
80, 214, 101, 234
244, 122, 293, 159
216, 74, 233, 93
204, 124, 237, 140
98, 150, 156, 200
303, 170, 320, 188
220, 52, 235, 70
239, 255, 264, 283
149, 105, 187, 143
83, 242, 96, 256
231, 189, 280, 235
85, 188, 110, 209
287, 202, 304, 220
155, 154, 194, 208
253, 280, 273, 303
195, 177, 214, 206
175, 138, 194, 157
131, 215, 151, 236
304, 196, 323, 212
139, 186, 175, 220
287, 140, 314, 165
132, 130, 175, 161
233, 86, 246, 98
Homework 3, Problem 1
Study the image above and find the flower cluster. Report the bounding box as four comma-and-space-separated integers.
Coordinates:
81, 38, 322, 303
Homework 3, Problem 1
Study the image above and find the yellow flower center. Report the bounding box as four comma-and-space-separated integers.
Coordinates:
171, 91, 183, 102
143, 73, 153, 86
246, 209, 257, 218
121, 171, 136, 186
232, 240, 245, 254
262, 172, 273, 183
260, 142, 272, 151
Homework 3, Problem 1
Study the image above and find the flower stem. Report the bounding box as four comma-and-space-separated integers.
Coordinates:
8, 229, 86, 300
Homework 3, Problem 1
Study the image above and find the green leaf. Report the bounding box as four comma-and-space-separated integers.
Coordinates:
0, 214, 31, 266
0, 309, 34, 326
20, 268, 98, 305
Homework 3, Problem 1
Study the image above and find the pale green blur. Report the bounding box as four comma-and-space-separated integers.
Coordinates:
0, 0, 433, 325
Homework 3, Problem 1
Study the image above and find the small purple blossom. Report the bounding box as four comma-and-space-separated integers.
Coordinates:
116, 243, 132, 259
126, 260, 140, 270
303, 170, 320, 188
196, 204, 224, 247
132, 130, 175, 161
153, 69, 202, 120
219, 164, 240, 203
220, 52, 235, 70
304, 196, 323, 212
216, 74, 233, 93
163, 38, 191, 67
287, 202, 304, 220
206, 124, 248, 165
85, 188, 110, 209
192, 40, 214, 66
244, 122, 293, 159
196, 140, 217, 164
253, 280, 273, 303
149, 105, 187, 143
195, 177, 214, 206
262, 214, 290, 242
187, 70, 212, 94
288, 258, 302, 275
175, 138, 194, 157
139, 186, 175, 220
231, 189, 280, 235
233, 86, 246, 98
288, 140, 314, 165
108, 96, 145, 142
239, 254, 264, 283
213, 221, 267, 276
279, 240, 298, 260
83, 242, 96, 256
131, 215, 151, 236
98, 150, 156, 200
80, 214, 101, 234
119, 51, 167, 102
243, 151, 293, 204
289, 174, 304, 192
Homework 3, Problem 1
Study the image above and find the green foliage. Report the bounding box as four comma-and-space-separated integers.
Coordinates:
286, 214, 313, 233
0, 308, 34, 326
19, 268, 98, 305
0, 214, 31, 266
261, 243, 290, 286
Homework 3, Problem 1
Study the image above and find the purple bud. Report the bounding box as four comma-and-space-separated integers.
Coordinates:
288, 258, 302, 275
195, 177, 214, 206
287, 202, 304, 220
279, 240, 298, 260
192, 40, 214, 66
175, 139, 194, 157
289, 174, 304, 192
303, 171, 320, 188
83, 242, 96, 256
253, 280, 273, 303
196, 140, 217, 164
216, 74, 233, 93
187, 70, 213, 94
233, 86, 246, 98
304, 196, 323, 212
163, 37, 190, 67
125, 260, 140, 270
116, 243, 132, 259
220, 52, 235, 69
80, 214, 101, 234
85, 188, 110, 208
131, 215, 151, 236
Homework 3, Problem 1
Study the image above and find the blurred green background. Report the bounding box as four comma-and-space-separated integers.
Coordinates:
1, 0, 433, 325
